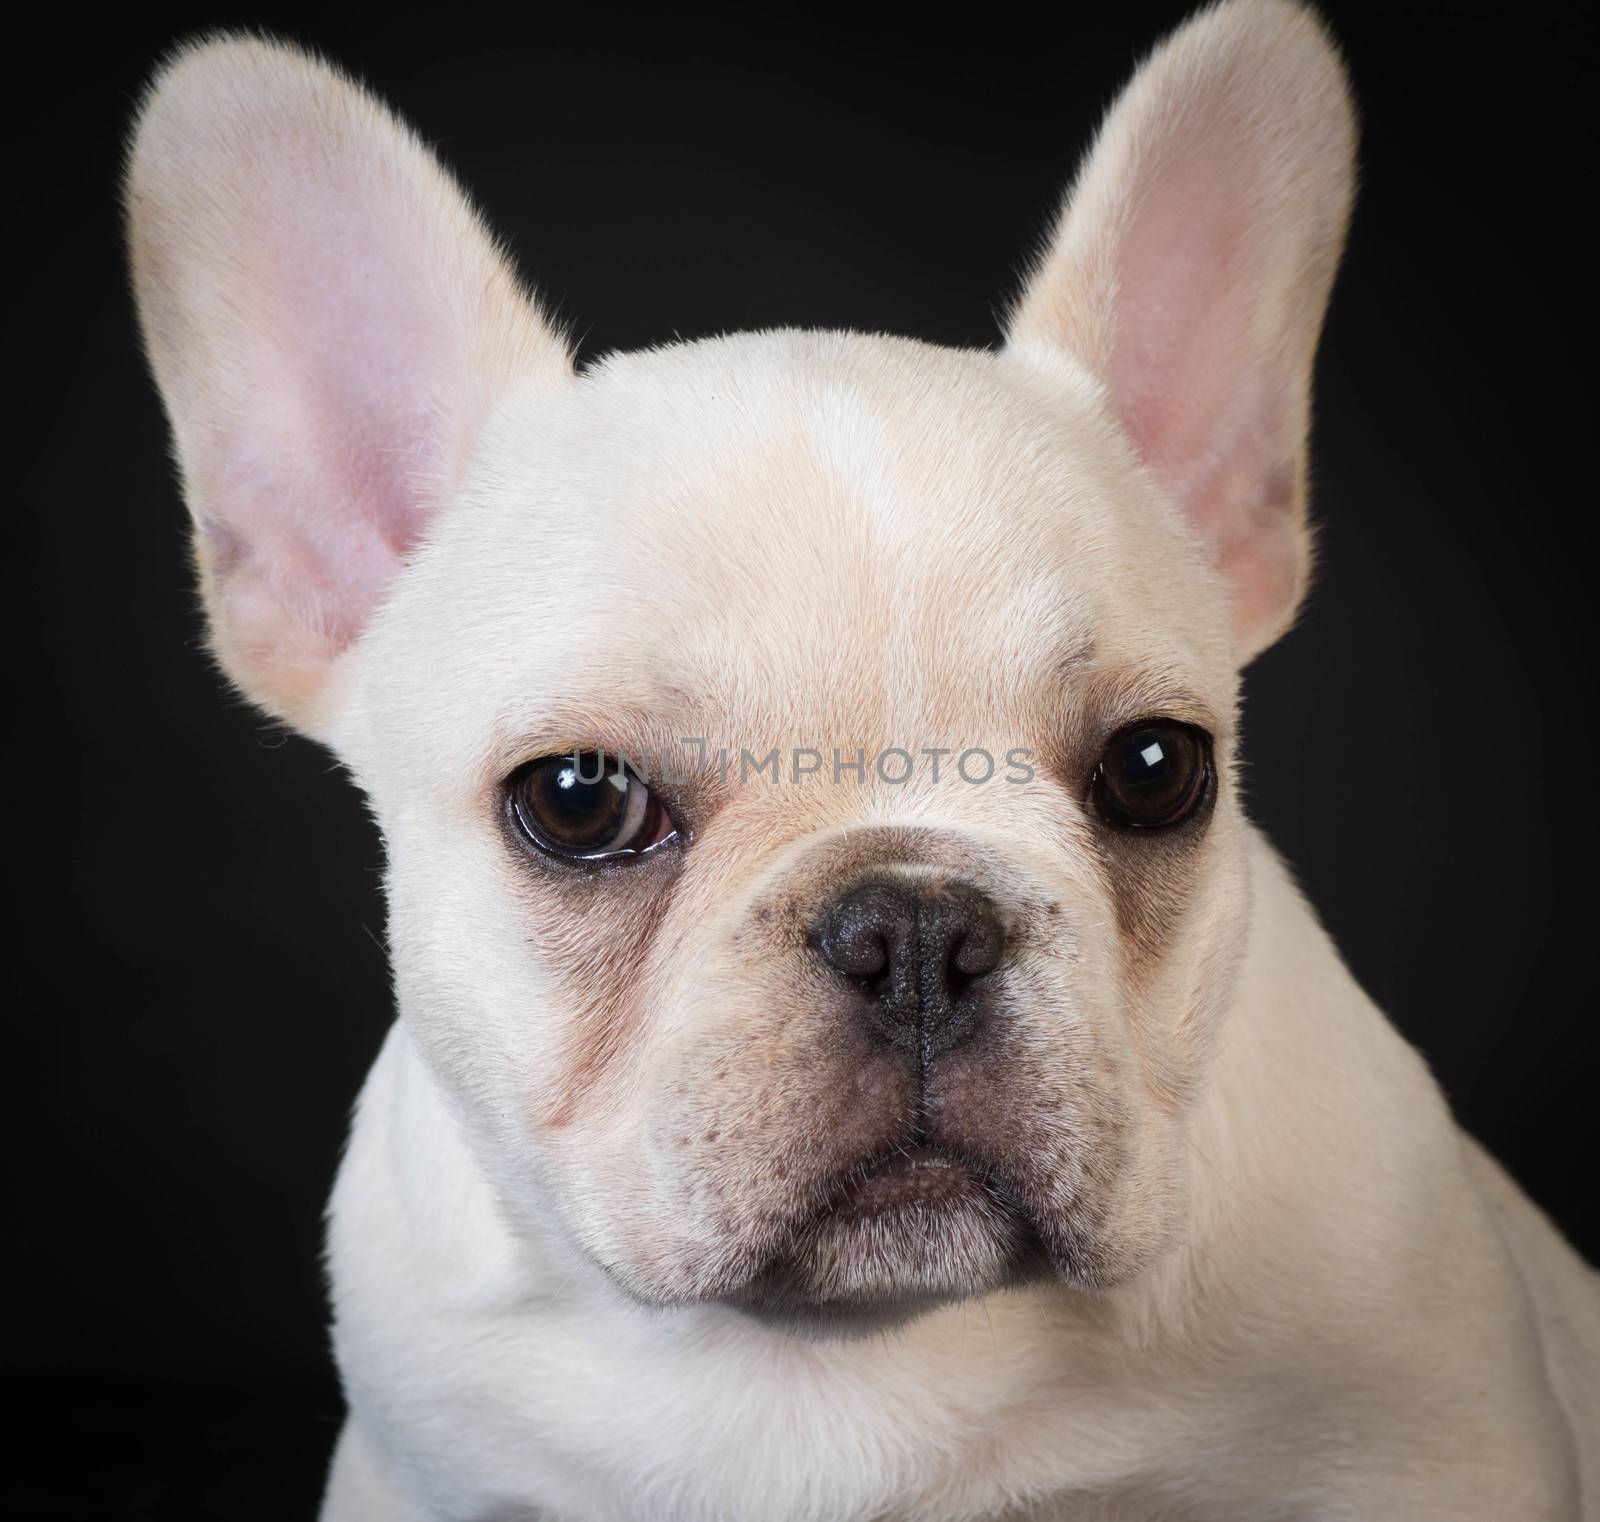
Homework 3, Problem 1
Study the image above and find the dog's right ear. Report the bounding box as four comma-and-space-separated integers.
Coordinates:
126, 35, 570, 737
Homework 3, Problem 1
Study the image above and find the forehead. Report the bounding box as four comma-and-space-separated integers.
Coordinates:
352, 330, 1231, 781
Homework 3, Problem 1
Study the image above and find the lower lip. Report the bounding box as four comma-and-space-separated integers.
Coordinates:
825, 1145, 980, 1222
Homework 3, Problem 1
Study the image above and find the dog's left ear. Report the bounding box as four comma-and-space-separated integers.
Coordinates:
1005, 0, 1356, 660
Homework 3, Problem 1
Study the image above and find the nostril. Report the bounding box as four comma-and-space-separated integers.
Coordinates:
823, 922, 889, 979
818, 882, 907, 982
951, 920, 1004, 980
921, 883, 1007, 995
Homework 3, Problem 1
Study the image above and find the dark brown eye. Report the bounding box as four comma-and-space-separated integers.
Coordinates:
1089, 721, 1212, 830
507, 755, 678, 861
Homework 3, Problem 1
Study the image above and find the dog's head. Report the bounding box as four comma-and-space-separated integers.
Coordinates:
127, 0, 1355, 1324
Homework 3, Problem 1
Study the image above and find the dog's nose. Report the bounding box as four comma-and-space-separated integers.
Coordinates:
816, 879, 1006, 1056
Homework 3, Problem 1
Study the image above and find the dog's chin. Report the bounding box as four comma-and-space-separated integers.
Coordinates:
726, 1146, 1054, 1339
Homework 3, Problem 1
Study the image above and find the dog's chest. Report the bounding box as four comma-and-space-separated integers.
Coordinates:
350, 1275, 1219, 1521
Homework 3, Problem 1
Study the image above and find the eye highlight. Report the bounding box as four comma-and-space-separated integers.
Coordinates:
1088, 720, 1212, 830
506, 755, 679, 861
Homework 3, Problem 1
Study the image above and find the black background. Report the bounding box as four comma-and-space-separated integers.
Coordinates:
13, 2, 1596, 1516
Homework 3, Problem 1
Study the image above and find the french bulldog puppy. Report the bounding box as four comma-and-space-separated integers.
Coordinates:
125, 1, 1597, 1517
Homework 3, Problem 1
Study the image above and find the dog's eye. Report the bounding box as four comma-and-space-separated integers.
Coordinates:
1089, 721, 1212, 830
507, 756, 678, 861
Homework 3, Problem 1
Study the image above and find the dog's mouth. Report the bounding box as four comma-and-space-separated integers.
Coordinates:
821, 1143, 986, 1222
730, 1141, 1050, 1330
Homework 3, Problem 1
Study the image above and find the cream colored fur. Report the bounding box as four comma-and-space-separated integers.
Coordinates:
125, 2, 1598, 1518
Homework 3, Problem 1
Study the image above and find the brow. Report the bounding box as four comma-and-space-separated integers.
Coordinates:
1062, 652, 1227, 738
483, 705, 705, 788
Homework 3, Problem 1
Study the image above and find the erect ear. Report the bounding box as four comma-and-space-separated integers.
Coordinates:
126, 35, 571, 735
1005, 0, 1356, 661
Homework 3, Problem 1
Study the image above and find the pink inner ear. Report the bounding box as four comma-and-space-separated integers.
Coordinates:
1001, 2, 1354, 657
1106, 138, 1307, 643
1115, 162, 1264, 522
129, 36, 568, 724
209, 171, 471, 663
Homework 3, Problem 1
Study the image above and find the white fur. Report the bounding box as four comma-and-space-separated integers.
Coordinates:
125, 2, 1598, 1518
321, 843, 1594, 1521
